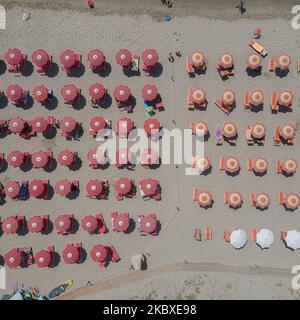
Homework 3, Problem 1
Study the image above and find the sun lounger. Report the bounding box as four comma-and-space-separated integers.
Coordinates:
204, 227, 212, 240
224, 231, 230, 242
249, 40, 268, 57
224, 191, 229, 204
96, 213, 108, 233
251, 229, 257, 242
277, 192, 285, 205
246, 124, 254, 145
194, 229, 201, 241
268, 57, 276, 72
187, 88, 194, 110
273, 126, 280, 146
276, 160, 282, 174
186, 58, 194, 76
215, 100, 230, 115
250, 193, 256, 206
270, 92, 278, 112
110, 246, 120, 263
297, 59, 300, 72
192, 187, 200, 201
247, 158, 254, 171
281, 231, 287, 240
244, 91, 251, 110
214, 124, 223, 145
219, 157, 225, 170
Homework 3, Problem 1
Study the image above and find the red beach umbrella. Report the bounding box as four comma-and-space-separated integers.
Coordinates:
144, 119, 160, 137
142, 84, 158, 101
58, 149, 74, 166
246, 53, 261, 69
198, 191, 212, 207
277, 54, 291, 70
62, 245, 80, 264
139, 178, 158, 196
32, 85, 49, 103
5, 249, 22, 269
90, 244, 107, 262
219, 53, 233, 69
6, 85, 23, 102
282, 159, 297, 174
81, 215, 98, 233
114, 178, 132, 195
2, 216, 19, 234
191, 51, 205, 68
29, 179, 45, 197
60, 49, 76, 69
60, 117, 76, 133
140, 215, 157, 234
113, 214, 130, 232
7, 150, 24, 167
192, 89, 206, 104
89, 83, 106, 100
285, 193, 300, 210
31, 150, 48, 168
61, 84, 79, 103
90, 116, 106, 133
32, 49, 50, 67
5, 48, 23, 65
251, 123, 266, 139
32, 117, 48, 133
116, 148, 134, 166
117, 118, 133, 137
255, 193, 270, 209
253, 158, 268, 173
87, 148, 105, 166
224, 157, 240, 173
141, 148, 158, 165
8, 117, 25, 133
54, 215, 72, 233
115, 49, 132, 67
222, 122, 237, 138
227, 192, 243, 208
88, 49, 105, 68
113, 85, 131, 102
28, 216, 44, 233
34, 250, 52, 268
279, 124, 295, 140
4, 181, 20, 199
86, 179, 103, 197
55, 179, 71, 196
142, 49, 159, 66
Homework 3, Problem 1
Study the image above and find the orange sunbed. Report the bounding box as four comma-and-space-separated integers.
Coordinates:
224, 231, 230, 242
187, 88, 194, 110
277, 191, 285, 205
194, 229, 201, 241
281, 231, 287, 240
276, 160, 282, 174
251, 229, 257, 242
250, 193, 256, 206
273, 126, 280, 145
186, 58, 194, 75
244, 91, 250, 110
268, 57, 276, 72
219, 157, 225, 170
249, 40, 268, 57
204, 227, 212, 240
215, 100, 231, 114
224, 191, 229, 204
192, 187, 200, 201
247, 158, 254, 171
270, 92, 278, 111
297, 59, 300, 73
246, 124, 254, 144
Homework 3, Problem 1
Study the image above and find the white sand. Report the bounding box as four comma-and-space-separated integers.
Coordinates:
0, 5, 299, 299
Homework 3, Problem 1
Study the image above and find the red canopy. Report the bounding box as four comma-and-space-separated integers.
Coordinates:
7, 150, 24, 167
113, 85, 131, 102
32, 117, 48, 133
32, 49, 50, 67
4, 181, 20, 199
90, 244, 107, 262
2, 216, 18, 234
141, 215, 157, 234
142, 49, 159, 66
113, 214, 130, 232
8, 117, 25, 133
5, 249, 22, 268
28, 216, 44, 233
61, 84, 79, 103
81, 215, 98, 233
87, 148, 105, 166
60, 49, 77, 68
139, 178, 158, 196
88, 49, 105, 67
5, 48, 23, 65
115, 178, 132, 195
90, 116, 106, 133
34, 250, 52, 268
6, 85, 23, 102
55, 179, 71, 196
62, 245, 80, 264
141, 148, 159, 165
89, 83, 106, 100
58, 149, 74, 166
29, 179, 45, 197
115, 49, 132, 67
116, 148, 134, 166
144, 119, 160, 137
86, 179, 103, 197
31, 151, 48, 168
142, 85, 158, 101
117, 118, 133, 137
54, 215, 72, 233
32, 86, 49, 103
60, 117, 76, 133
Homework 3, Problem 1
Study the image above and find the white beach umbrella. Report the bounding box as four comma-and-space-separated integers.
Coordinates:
256, 229, 274, 249
285, 230, 300, 251
230, 229, 248, 249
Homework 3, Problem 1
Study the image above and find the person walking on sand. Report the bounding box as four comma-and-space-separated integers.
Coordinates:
236, 0, 247, 13
168, 52, 175, 62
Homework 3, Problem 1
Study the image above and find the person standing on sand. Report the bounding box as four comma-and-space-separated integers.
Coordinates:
236, 0, 247, 13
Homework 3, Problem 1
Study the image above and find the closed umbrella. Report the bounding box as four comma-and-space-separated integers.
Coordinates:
230, 229, 247, 249
256, 229, 274, 249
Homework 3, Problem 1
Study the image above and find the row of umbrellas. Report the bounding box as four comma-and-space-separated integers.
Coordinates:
194, 188, 299, 210
188, 88, 294, 108
188, 51, 291, 71
192, 156, 297, 175
225, 229, 300, 251
5, 48, 159, 71
0, 212, 158, 236
2, 177, 160, 199
4, 84, 160, 104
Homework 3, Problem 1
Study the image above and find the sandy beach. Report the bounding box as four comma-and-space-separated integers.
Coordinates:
0, 1, 299, 299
